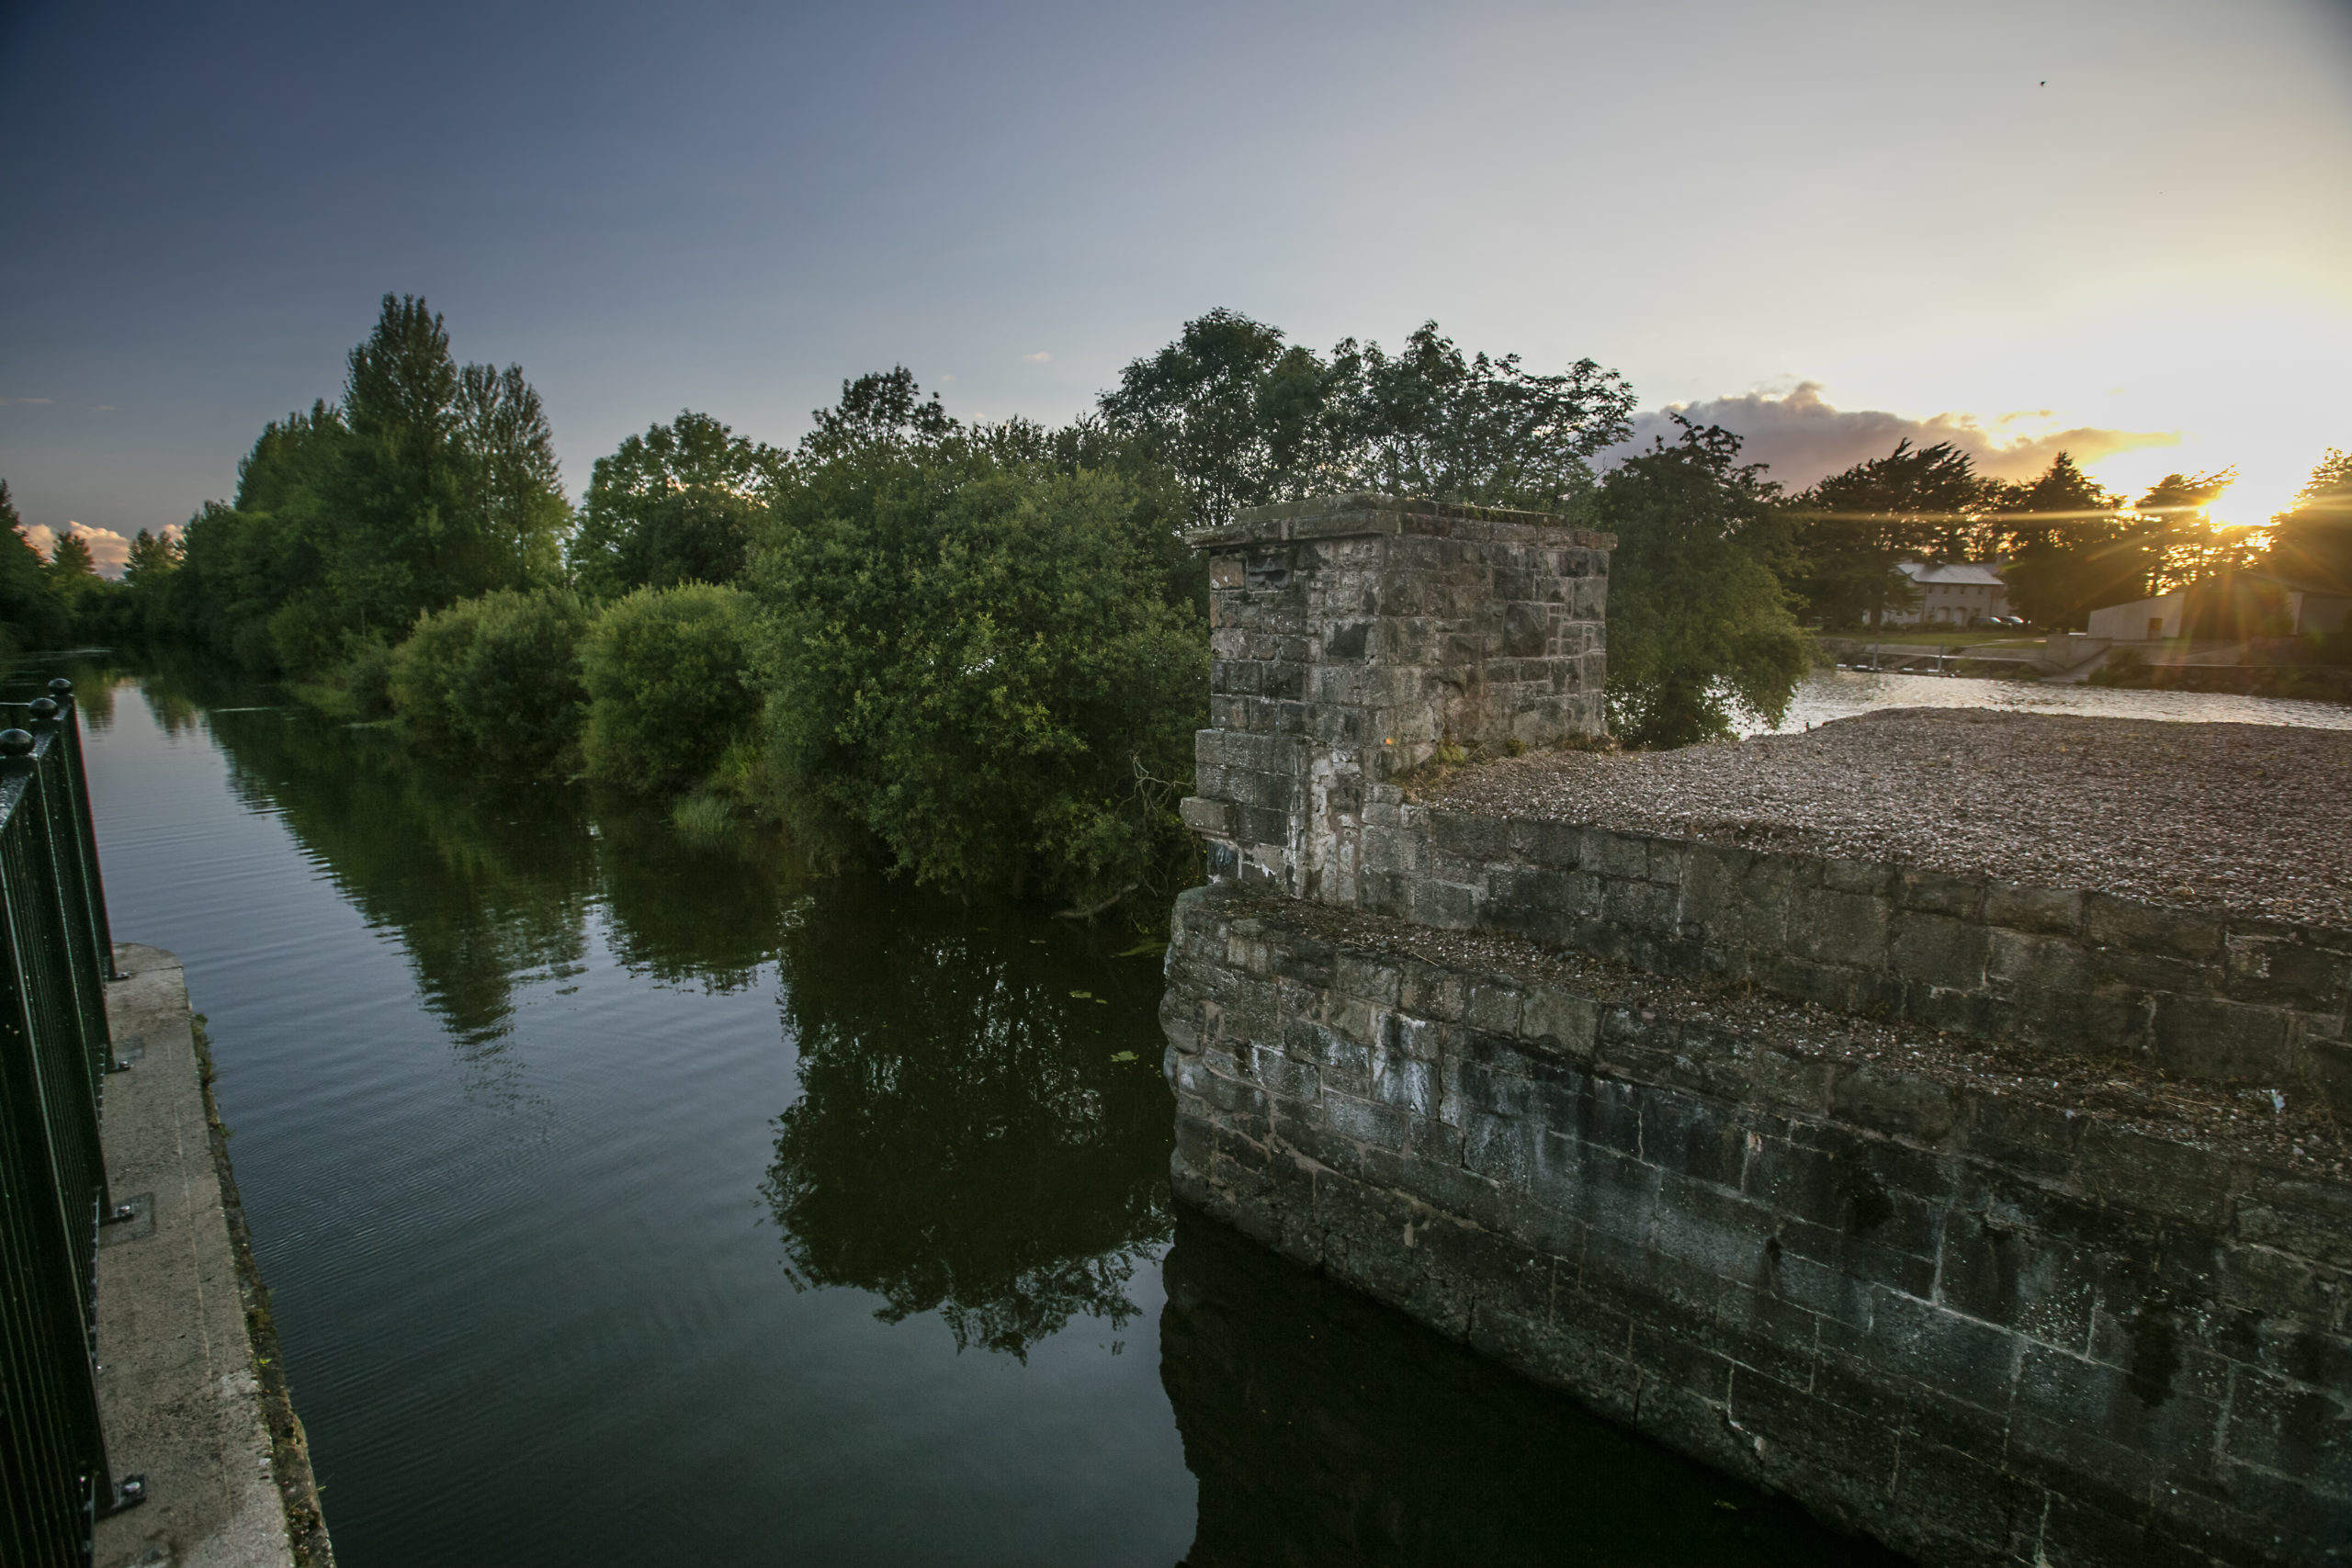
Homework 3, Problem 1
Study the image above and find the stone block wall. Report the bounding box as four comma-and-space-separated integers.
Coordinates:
1351, 795, 2352, 1113
1162, 882, 2352, 1568
1181, 494, 1611, 903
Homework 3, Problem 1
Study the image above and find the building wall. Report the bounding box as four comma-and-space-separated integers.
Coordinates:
2089, 592, 2187, 641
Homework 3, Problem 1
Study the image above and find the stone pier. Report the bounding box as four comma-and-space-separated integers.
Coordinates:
1162, 494, 2352, 1568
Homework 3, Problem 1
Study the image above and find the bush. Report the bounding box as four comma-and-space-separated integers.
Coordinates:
579, 582, 763, 795
389, 589, 589, 774
752, 435, 1204, 907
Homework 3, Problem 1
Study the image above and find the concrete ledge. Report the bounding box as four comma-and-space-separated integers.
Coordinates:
93, 944, 329, 1568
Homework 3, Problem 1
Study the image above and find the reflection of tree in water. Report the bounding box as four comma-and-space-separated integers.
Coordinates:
1159, 1212, 1902, 1568
193, 688, 596, 1096
592, 810, 795, 994
763, 883, 1173, 1359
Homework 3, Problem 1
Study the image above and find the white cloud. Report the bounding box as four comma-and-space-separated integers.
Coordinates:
1022, 351, 1052, 365
1601, 382, 2179, 491
0, 397, 55, 406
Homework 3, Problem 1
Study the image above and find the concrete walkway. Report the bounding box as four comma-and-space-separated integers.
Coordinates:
90, 945, 326, 1568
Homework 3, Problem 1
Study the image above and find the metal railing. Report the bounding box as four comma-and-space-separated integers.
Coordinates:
0, 678, 140, 1567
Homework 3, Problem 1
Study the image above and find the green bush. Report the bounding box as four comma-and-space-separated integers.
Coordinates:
389, 589, 589, 774
579, 582, 763, 795
752, 433, 1204, 907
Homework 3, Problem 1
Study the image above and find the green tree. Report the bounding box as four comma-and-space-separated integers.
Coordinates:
1992, 453, 2134, 629
1789, 440, 1991, 626
2267, 448, 2352, 593
580, 583, 763, 795
570, 412, 786, 597
329, 295, 570, 636
1100, 310, 1635, 525
0, 483, 70, 652
1595, 421, 1810, 747
752, 378, 1204, 906
44, 530, 104, 624
165, 299, 571, 676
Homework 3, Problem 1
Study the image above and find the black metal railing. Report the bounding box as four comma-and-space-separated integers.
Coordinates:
0, 678, 139, 1568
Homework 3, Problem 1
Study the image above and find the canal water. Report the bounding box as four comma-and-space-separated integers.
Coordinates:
69, 659, 2337, 1565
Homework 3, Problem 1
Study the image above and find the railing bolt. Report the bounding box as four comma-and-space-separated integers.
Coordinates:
0, 728, 30, 756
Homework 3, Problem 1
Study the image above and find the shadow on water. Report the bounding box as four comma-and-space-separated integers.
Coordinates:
764, 878, 1175, 1357
1159, 1211, 1904, 1567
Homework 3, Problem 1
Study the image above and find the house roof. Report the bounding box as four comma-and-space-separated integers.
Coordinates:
1896, 560, 2006, 587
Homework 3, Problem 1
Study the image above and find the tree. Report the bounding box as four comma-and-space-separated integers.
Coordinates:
1594, 420, 1810, 747
1100, 310, 1635, 526
329, 294, 570, 633
1099, 310, 1347, 524
2266, 448, 2352, 593
1992, 453, 2134, 629
1789, 440, 1993, 626
166, 297, 571, 675
570, 411, 786, 597
0, 482, 69, 652
46, 530, 98, 588
752, 376, 1205, 906
2128, 470, 2246, 597
1329, 322, 1635, 511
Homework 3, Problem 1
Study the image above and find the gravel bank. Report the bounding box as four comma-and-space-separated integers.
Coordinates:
1418, 707, 2352, 929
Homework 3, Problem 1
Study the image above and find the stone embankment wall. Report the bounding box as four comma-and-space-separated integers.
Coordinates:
1163, 886, 2350, 1568
1351, 797, 2352, 1116
1167, 495, 2352, 1568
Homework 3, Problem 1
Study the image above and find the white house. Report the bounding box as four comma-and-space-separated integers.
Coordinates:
1884, 561, 2010, 627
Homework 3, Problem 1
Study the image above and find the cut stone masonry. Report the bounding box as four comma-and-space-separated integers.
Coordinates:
1166, 493, 2352, 1568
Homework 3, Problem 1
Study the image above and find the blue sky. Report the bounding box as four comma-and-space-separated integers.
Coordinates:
5, 0, 2348, 555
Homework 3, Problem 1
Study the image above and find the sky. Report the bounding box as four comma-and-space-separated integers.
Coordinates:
5, 0, 2349, 568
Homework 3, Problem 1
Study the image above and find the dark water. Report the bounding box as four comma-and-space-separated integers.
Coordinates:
62, 660, 1895, 1567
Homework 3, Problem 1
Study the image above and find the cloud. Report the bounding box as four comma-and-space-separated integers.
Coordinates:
20, 521, 135, 579
1602, 382, 2178, 490
1022, 351, 1052, 365
0, 397, 55, 406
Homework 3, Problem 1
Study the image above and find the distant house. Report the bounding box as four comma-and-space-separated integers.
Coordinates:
2087, 573, 2351, 642
1884, 560, 2010, 627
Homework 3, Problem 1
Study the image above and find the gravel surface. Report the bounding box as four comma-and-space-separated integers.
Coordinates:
1419, 707, 2352, 929
1268, 894, 2347, 1167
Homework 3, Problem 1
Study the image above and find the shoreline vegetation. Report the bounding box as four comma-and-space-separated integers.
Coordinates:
6, 296, 2348, 913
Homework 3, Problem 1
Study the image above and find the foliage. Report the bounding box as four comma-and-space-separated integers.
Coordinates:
0, 483, 70, 653
1991, 453, 2132, 629
2128, 470, 2247, 596
1787, 440, 1995, 626
388, 589, 590, 774
752, 378, 1204, 906
1100, 310, 1635, 525
570, 411, 787, 598
1594, 420, 1810, 747
2267, 448, 2352, 593
580, 582, 763, 795
164, 297, 570, 675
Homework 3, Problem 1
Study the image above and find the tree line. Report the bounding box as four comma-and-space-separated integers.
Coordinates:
6, 296, 2347, 909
